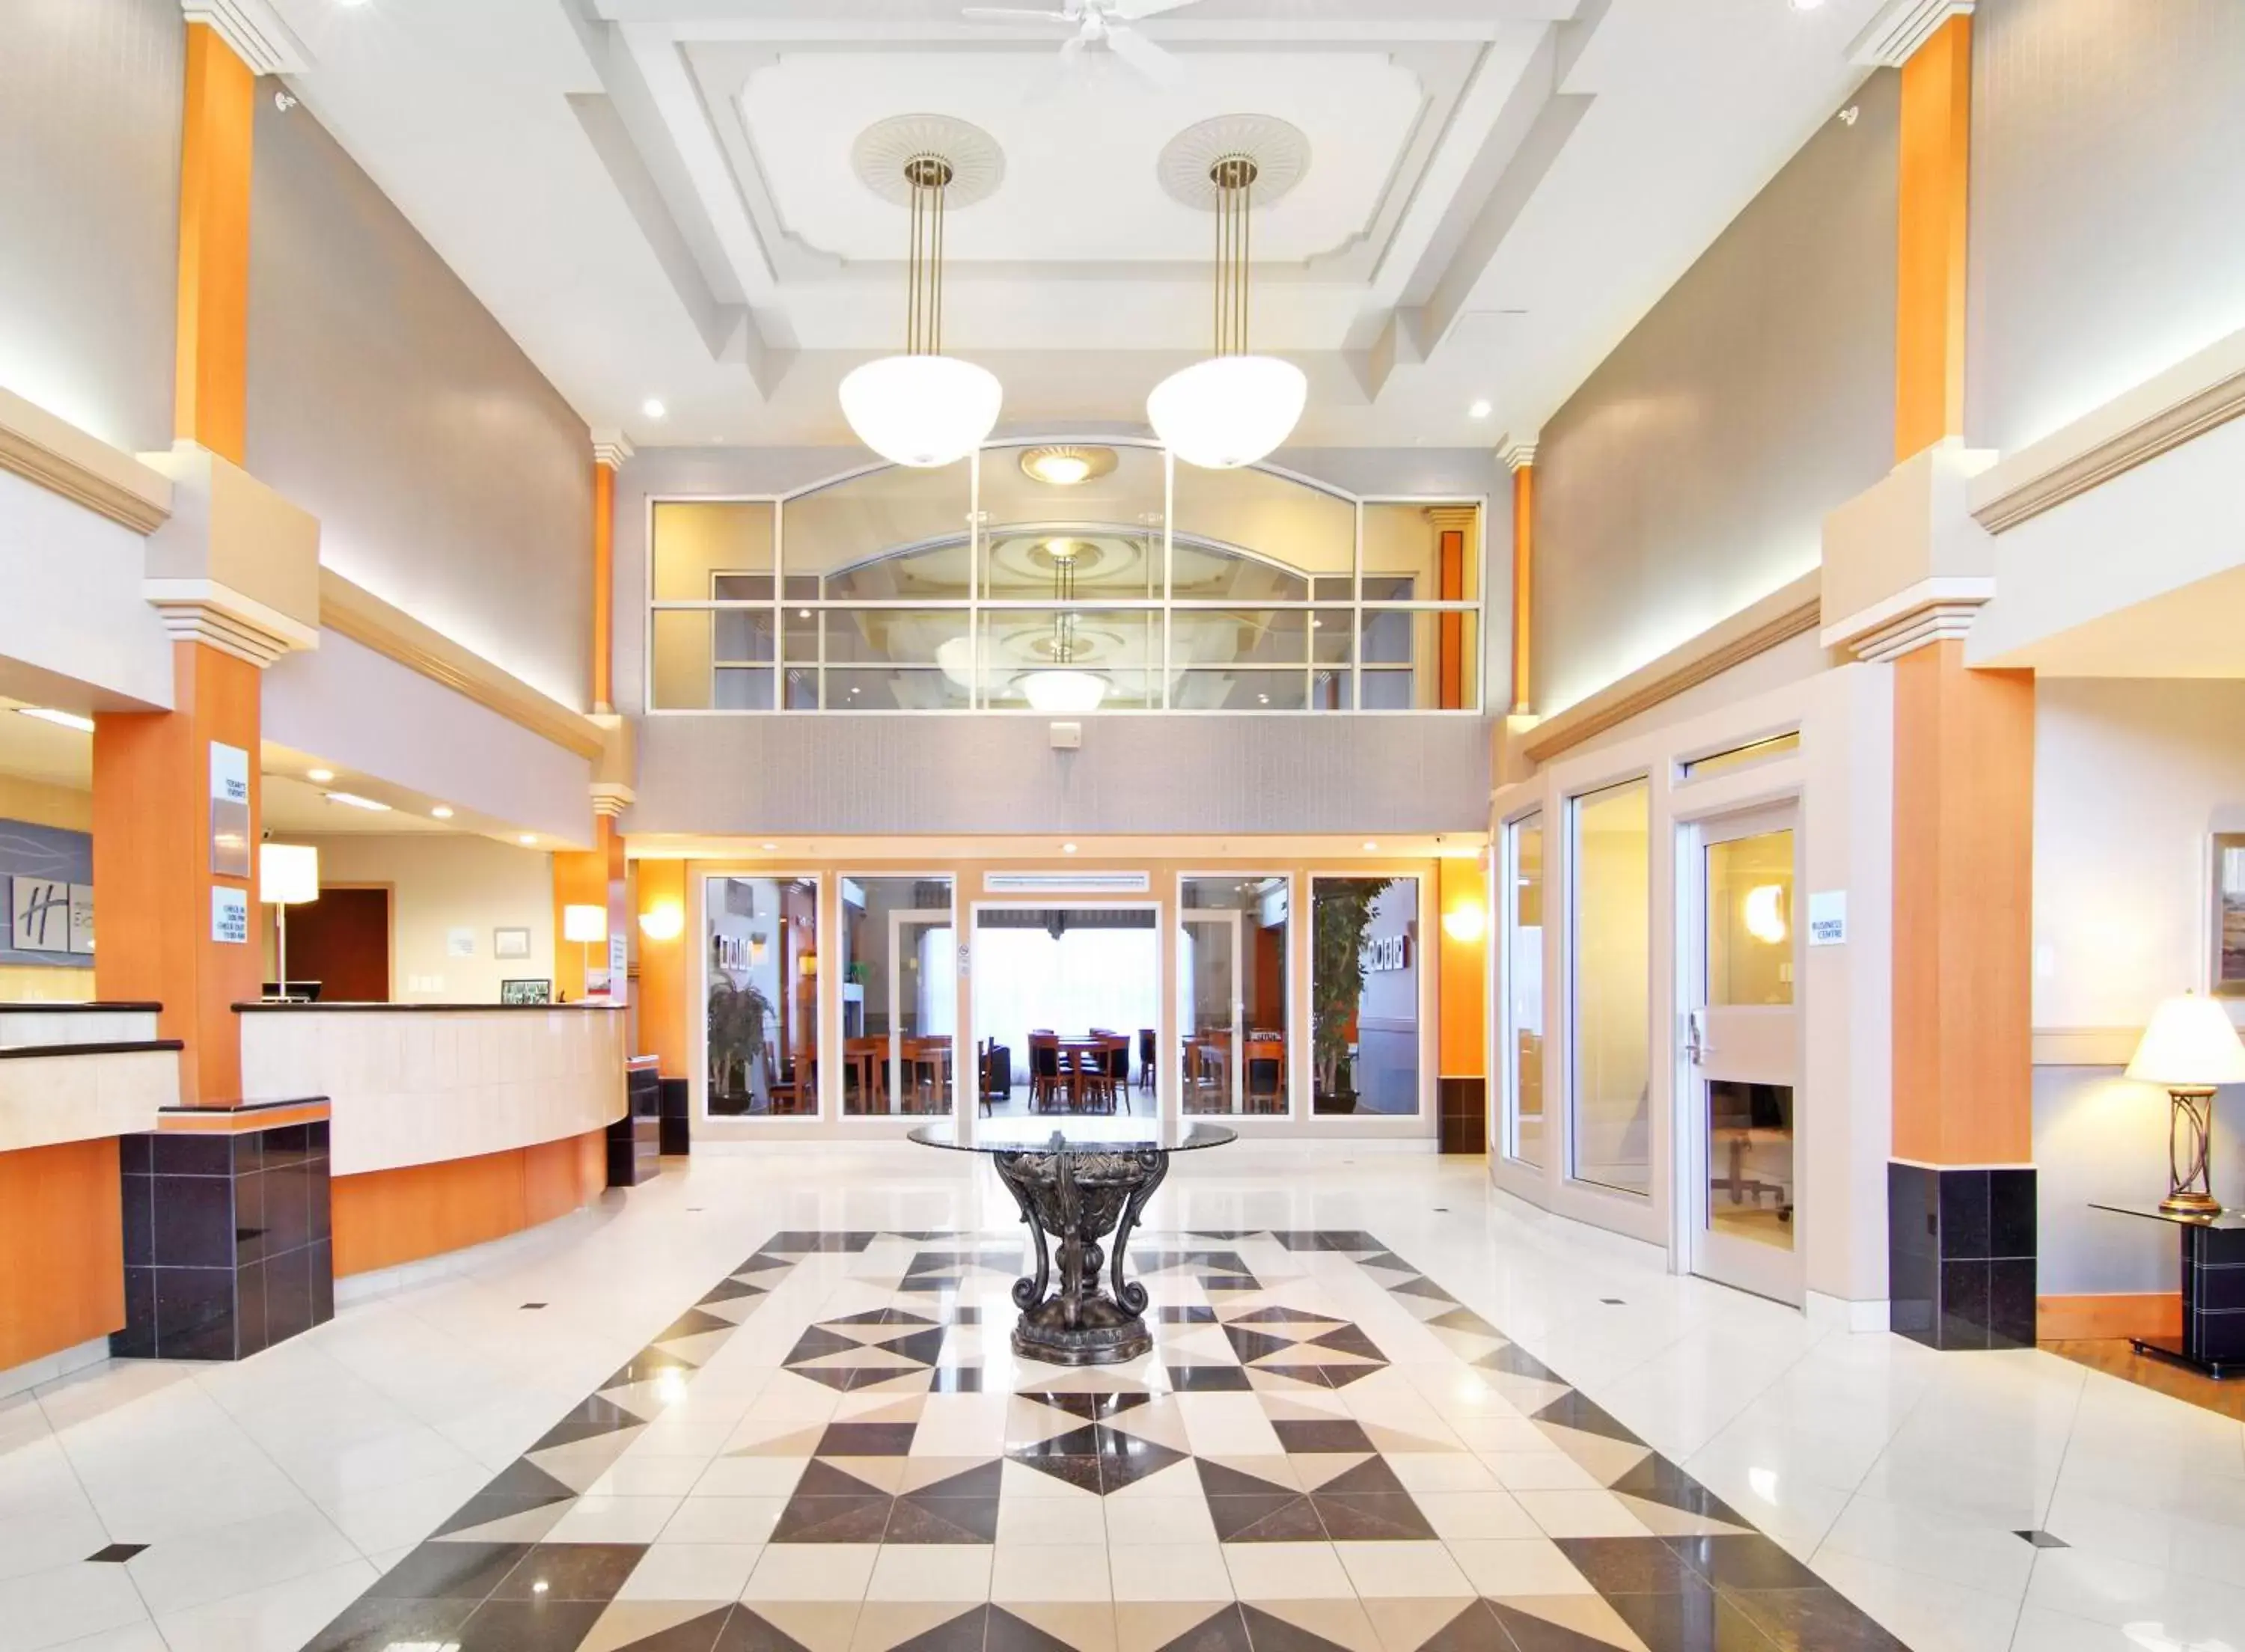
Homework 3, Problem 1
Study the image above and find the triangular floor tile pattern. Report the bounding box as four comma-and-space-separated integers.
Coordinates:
296, 1228, 1911, 1651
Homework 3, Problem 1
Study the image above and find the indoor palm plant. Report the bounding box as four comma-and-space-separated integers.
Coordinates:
1312, 877, 1392, 1113
707, 976, 775, 1110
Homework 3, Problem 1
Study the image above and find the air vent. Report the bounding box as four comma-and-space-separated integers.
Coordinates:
985, 872, 1151, 896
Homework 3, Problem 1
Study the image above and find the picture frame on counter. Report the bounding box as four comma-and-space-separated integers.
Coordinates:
494, 926, 533, 961
501, 977, 553, 1005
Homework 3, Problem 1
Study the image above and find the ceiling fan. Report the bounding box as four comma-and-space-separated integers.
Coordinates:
960, 0, 1203, 91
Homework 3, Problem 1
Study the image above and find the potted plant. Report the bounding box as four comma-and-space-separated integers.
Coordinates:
707, 976, 775, 1114
1312, 877, 1393, 1113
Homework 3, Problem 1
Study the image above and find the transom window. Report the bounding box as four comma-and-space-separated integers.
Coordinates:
647, 441, 1483, 713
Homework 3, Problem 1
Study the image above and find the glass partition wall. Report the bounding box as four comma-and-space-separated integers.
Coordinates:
647, 444, 1482, 714
1179, 876, 1291, 1115
839, 876, 956, 1116
1569, 781, 1652, 1193
1502, 814, 1545, 1166
706, 875, 821, 1116
1310, 876, 1422, 1115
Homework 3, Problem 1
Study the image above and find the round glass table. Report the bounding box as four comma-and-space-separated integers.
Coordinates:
909, 1116, 1237, 1365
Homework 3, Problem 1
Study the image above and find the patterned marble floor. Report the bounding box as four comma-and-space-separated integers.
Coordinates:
297, 1225, 1906, 1652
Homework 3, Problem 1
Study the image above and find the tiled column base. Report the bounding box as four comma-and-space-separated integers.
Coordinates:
1438, 1077, 1486, 1154
114, 1119, 334, 1360
1887, 1160, 2036, 1350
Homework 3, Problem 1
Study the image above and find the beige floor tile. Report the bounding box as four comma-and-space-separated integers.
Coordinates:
1247, 1595, 1384, 1652
849, 1600, 979, 1651
694, 1455, 815, 1497
1114, 1600, 1237, 1652
1478, 1451, 1601, 1492
1101, 1495, 1217, 1547
1411, 1491, 1543, 1543
995, 1495, 1108, 1546
1109, 1545, 1234, 1603
1381, 1454, 1501, 1495
991, 1543, 1114, 1603
1511, 1489, 1654, 1539
1222, 1541, 1354, 1601
615, 1542, 762, 1602
866, 1544, 992, 1603
1358, 1595, 1488, 1652
1332, 1541, 1474, 1600
659, 1495, 790, 1544
579, 1600, 728, 1652
1492, 1593, 1655, 1651
746, 1600, 863, 1652
1444, 1539, 1597, 1598
743, 1544, 879, 1603
997, 1600, 1120, 1651
543, 1494, 683, 1543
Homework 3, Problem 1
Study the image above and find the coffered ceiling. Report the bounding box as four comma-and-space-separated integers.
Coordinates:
261, 0, 1889, 451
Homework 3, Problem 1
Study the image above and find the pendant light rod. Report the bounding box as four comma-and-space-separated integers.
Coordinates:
1211, 154, 1256, 358
903, 153, 953, 356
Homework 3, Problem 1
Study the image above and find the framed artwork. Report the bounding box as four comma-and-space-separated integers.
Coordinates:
2215, 833, 2245, 997
501, 977, 552, 1005
494, 926, 533, 961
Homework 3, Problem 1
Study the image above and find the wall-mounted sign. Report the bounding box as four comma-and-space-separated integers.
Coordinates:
1807, 890, 1848, 947
212, 886, 249, 944
607, 932, 629, 999
210, 742, 251, 878
68, 884, 94, 954
1362, 934, 1411, 973
715, 933, 751, 973
10, 878, 73, 952
494, 926, 532, 960
447, 926, 475, 958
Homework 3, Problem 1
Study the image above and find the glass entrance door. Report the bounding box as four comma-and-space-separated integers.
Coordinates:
888, 911, 955, 1116
1179, 910, 1242, 1114
1684, 805, 1801, 1303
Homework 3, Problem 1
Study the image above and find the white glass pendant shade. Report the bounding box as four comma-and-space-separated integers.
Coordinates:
1020, 670, 1108, 714
1146, 354, 1307, 470
840, 354, 1003, 469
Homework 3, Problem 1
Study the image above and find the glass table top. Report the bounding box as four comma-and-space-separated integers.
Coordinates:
908, 1117, 1238, 1155
2090, 1201, 2245, 1230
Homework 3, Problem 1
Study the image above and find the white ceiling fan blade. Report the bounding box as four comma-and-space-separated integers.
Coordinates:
1113, 0, 1203, 19
961, 7, 1075, 23
1105, 23, 1184, 89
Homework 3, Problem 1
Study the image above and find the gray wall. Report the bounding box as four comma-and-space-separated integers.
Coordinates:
1532, 72, 1898, 717
632, 714, 1491, 838
0, 0, 180, 452
1967, 0, 2245, 456
246, 102, 593, 709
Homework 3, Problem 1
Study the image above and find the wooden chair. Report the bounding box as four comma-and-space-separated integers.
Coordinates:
1137, 1028, 1157, 1096
902, 1035, 952, 1113
1027, 1032, 1063, 1111
765, 1044, 815, 1115
979, 1038, 1012, 1116
1244, 1037, 1286, 1114
1101, 1034, 1131, 1115
843, 1036, 885, 1115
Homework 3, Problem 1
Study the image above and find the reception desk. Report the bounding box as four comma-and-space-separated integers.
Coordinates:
236, 1003, 629, 1276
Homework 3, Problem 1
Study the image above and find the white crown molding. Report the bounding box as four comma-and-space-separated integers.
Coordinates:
591, 432, 635, 469
590, 783, 637, 819
1969, 326, 2245, 535
181, 0, 311, 76
1498, 439, 1537, 473
143, 578, 320, 668
0, 386, 173, 535
1849, 0, 1974, 68
1820, 576, 1995, 663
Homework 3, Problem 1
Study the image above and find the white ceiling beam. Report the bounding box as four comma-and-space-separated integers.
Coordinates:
182, 0, 310, 75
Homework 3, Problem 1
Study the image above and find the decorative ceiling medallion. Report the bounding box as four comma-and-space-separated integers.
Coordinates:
1157, 114, 1310, 212
850, 114, 1005, 210
1018, 445, 1120, 487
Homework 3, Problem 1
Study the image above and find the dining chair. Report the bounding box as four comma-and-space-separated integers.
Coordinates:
1027, 1033, 1062, 1111
1244, 1036, 1286, 1114
1137, 1028, 1157, 1096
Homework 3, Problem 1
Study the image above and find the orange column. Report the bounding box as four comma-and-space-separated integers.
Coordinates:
552, 817, 625, 1002
94, 646, 263, 1104
1895, 12, 1972, 462
1436, 857, 1487, 1080
635, 859, 690, 1079
592, 460, 616, 712
1505, 448, 1534, 715
174, 23, 254, 464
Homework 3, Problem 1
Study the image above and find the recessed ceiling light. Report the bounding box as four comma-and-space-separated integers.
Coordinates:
325, 791, 389, 811
16, 706, 94, 733
761, 842, 778, 852
642, 398, 667, 419
1063, 842, 1078, 854
307, 768, 335, 783
1019, 445, 1117, 487
519, 833, 538, 845
1363, 840, 1379, 852
1467, 399, 1492, 420
430, 805, 454, 819
1789, 0, 1825, 8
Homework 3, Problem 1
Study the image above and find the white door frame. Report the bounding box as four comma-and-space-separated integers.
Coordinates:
886, 908, 955, 1119
1179, 908, 1245, 1116
1673, 798, 1804, 1306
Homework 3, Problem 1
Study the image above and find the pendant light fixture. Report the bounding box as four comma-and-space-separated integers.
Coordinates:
1147, 149, 1306, 469
840, 121, 1004, 468
1021, 538, 1108, 712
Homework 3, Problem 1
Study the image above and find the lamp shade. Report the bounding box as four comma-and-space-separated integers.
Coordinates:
258, 843, 319, 906
1020, 670, 1108, 714
2126, 994, 2245, 1087
563, 904, 608, 945
839, 354, 1003, 468
1146, 355, 1307, 470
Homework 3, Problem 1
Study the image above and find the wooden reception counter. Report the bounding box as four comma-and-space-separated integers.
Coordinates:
236, 1003, 629, 1276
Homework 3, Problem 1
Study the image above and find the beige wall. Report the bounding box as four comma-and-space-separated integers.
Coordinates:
278, 834, 557, 1005
1533, 71, 1896, 717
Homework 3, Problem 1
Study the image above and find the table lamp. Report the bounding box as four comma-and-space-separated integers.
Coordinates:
2127, 993, 2245, 1214
563, 903, 608, 996
259, 843, 319, 1001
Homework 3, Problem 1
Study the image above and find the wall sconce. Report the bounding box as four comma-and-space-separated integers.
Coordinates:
638, 903, 685, 941
798, 951, 819, 979
1440, 903, 1487, 944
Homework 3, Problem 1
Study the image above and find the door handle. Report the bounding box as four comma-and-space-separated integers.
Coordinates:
1684, 1009, 1708, 1066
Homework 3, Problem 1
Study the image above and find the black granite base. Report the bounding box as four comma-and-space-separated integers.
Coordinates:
1888, 1161, 2035, 1350
1438, 1077, 1487, 1154
114, 1121, 335, 1361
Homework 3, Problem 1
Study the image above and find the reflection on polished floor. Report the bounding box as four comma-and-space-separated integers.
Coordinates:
1, 1147, 2241, 1652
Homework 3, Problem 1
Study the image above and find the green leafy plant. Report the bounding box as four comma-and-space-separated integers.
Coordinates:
707, 976, 775, 1100
1312, 878, 1393, 1107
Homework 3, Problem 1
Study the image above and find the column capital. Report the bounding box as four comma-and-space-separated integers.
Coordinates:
590, 783, 637, 820
1498, 439, 1537, 473
591, 432, 635, 469
182, 1, 311, 74
1850, 0, 1973, 67
138, 441, 322, 668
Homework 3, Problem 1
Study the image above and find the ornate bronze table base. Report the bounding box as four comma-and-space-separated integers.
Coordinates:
993, 1136, 1167, 1365
910, 1118, 1236, 1368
